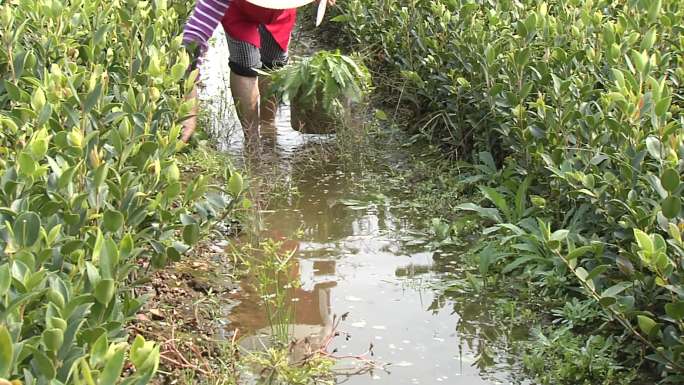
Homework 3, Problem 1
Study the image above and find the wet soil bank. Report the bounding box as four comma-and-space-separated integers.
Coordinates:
133, 219, 241, 384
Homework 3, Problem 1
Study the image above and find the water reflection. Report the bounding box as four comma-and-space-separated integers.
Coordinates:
229, 256, 337, 363
225, 143, 529, 384
201, 23, 529, 385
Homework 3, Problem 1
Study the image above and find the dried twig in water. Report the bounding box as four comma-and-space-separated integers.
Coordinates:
292, 312, 389, 377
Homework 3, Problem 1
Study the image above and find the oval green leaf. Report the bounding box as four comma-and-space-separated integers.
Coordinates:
94, 278, 116, 305
228, 172, 243, 197
182, 223, 200, 245
13, 211, 41, 248
661, 196, 681, 219
103, 209, 125, 233
601, 282, 632, 299
33, 349, 56, 379
42, 328, 64, 351
645, 136, 662, 160
633, 229, 654, 255
637, 314, 656, 335
166, 246, 181, 262
18, 151, 36, 176
661, 168, 680, 193
89, 333, 109, 368
99, 348, 125, 385
665, 302, 684, 320
0, 263, 10, 296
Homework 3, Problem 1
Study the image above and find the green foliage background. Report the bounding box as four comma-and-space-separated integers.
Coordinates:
333, 0, 684, 382
0, 0, 242, 383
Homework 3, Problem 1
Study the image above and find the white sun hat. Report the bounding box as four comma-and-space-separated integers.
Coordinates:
245, 0, 316, 9
246, 0, 329, 26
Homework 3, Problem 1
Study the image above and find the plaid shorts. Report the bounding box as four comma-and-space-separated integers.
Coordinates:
227, 25, 288, 72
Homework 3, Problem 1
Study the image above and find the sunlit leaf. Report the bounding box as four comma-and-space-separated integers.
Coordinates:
633, 229, 654, 255
637, 315, 656, 336
228, 171, 243, 196
645, 136, 663, 160
0, 325, 12, 378
99, 348, 125, 385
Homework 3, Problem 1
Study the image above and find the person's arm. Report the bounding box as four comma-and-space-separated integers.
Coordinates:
181, 0, 231, 143
182, 0, 231, 54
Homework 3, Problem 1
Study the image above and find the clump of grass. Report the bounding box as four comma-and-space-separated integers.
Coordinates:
178, 142, 235, 183
522, 326, 638, 385
226, 239, 338, 385
233, 239, 300, 345
241, 346, 335, 385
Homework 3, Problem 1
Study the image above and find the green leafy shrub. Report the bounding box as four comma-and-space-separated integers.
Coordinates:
334, 0, 684, 381
269, 50, 371, 133
0, 0, 243, 383
270, 50, 371, 115
523, 326, 637, 385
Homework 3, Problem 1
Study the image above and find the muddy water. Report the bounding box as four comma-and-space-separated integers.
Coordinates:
200, 29, 527, 385
229, 164, 529, 385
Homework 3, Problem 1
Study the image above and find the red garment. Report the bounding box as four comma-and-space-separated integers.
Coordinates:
222, 0, 296, 51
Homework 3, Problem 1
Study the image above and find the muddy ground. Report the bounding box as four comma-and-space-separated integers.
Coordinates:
130, 223, 243, 384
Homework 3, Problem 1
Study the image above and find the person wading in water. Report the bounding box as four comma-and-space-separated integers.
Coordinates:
180, 0, 336, 148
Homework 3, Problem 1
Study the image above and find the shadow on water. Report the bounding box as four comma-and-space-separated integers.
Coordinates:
199, 28, 531, 385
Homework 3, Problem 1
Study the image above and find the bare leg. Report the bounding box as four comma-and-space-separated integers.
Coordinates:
230, 72, 260, 150
181, 86, 199, 143
259, 75, 278, 141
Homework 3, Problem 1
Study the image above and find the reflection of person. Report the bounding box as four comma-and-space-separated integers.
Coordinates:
180, 0, 336, 147
228, 259, 336, 329
228, 233, 337, 359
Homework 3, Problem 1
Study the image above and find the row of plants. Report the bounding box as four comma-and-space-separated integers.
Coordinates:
0, 0, 244, 383
333, 0, 684, 383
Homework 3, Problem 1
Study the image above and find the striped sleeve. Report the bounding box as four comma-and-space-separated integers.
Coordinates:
182, 0, 231, 51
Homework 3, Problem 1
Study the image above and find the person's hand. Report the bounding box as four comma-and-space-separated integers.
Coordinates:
181, 41, 203, 143
185, 40, 203, 75
181, 86, 199, 143
327, 0, 335, 5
